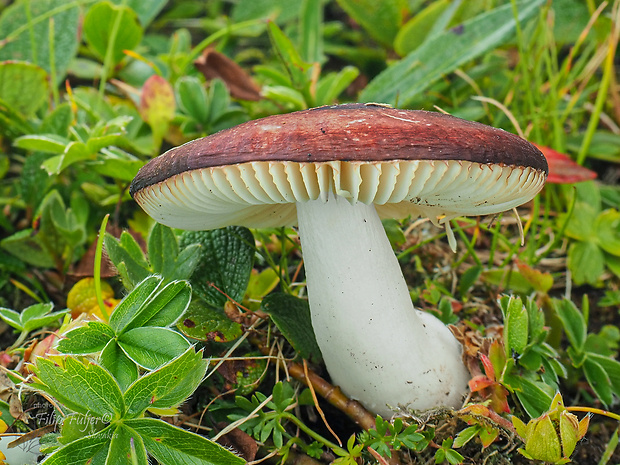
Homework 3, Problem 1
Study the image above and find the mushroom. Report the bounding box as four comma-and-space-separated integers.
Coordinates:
129, 103, 548, 417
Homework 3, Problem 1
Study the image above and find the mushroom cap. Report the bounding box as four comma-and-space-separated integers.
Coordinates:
130, 103, 548, 230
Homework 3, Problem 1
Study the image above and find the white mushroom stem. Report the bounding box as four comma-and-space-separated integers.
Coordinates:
296, 192, 469, 417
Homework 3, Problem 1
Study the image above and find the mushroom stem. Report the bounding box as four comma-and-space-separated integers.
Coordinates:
296, 192, 469, 417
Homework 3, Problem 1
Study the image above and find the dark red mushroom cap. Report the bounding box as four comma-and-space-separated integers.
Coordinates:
130, 103, 548, 230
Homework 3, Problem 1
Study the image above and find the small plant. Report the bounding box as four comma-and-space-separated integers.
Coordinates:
0, 302, 68, 350
512, 393, 590, 464
358, 415, 431, 458
553, 297, 620, 406
23, 274, 242, 464
229, 381, 343, 461
32, 348, 242, 464
56, 275, 192, 391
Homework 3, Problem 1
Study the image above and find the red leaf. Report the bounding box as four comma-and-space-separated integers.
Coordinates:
469, 374, 494, 392
534, 144, 597, 184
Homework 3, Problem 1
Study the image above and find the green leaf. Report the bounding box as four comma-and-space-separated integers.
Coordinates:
553, 298, 587, 353
13, 134, 69, 154
147, 223, 179, 279
104, 231, 151, 288
0, 61, 48, 116
504, 375, 554, 418
108, 424, 148, 465
0, 228, 56, 268
91, 148, 143, 182
583, 357, 613, 407
394, 0, 451, 56
315, 66, 360, 106
299, 0, 323, 63
335, 0, 404, 46
59, 413, 108, 446
0, 308, 23, 331
563, 202, 597, 241
261, 293, 322, 361
41, 103, 73, 135
595, 209, 620, 256
123, 348, 207, 418
267, 21, 312, 89
587, 354, 620, 398
108, 275, 162, 334
360, 0, 545, 105
126, 418, 245, 465
118, 327, 191, 370
33, 357, 125, 420
125, 280, 192, 331
109, 0, 167, 26
180, 227, 255, 308
503, 296, 529, 356
175, 76, 209, 124
177, 299, 242, 343
568, 240, 605, 285
23, 309, 69, 333
40, 428, 112, 464
100, 341, 139, 392
0, 0, 80, 84
42, 141, 94, 175
83, 1, 143, 64
458, 265, 482, 296
56, 322, 115, 354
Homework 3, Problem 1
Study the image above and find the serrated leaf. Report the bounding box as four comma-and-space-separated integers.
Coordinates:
179, 227, 254, 308
177, 299, 242, 343
33, 357, 125, 420
126, 418, 245, 465
503, 296, 529, 356
125, 280, 192, 331
118, 327, 191, 370
123, 348, 206, 418
261, 293, 322, 361
360, 0, 545, 105
147, 223, 179, 278
108, 275, 161, 334
40, 428, 112, 464
84, 1, 143, 64
104, 231, 150, 288
108, 424, 148, 465
100, 341, 139, 392
56, 322, 115, 354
